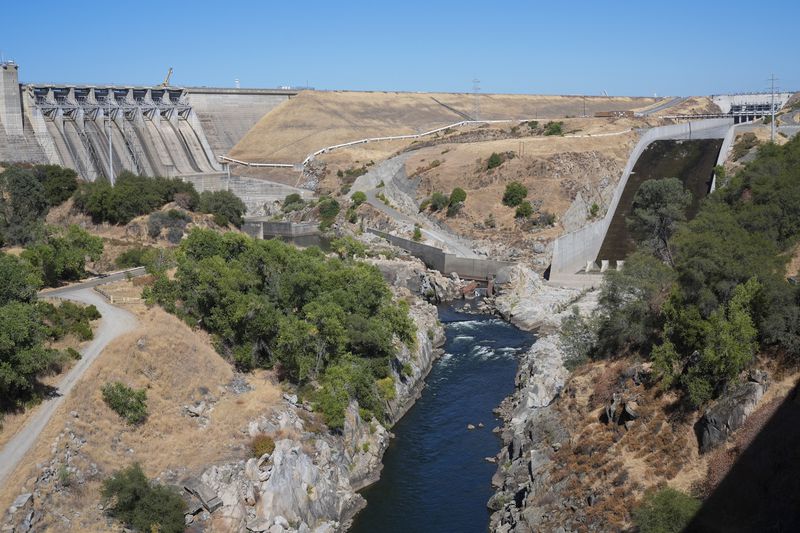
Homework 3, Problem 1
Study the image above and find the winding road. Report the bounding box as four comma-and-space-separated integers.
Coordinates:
0, 269, 144, 488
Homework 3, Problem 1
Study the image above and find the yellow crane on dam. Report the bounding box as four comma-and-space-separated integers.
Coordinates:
160, 67, 173, 88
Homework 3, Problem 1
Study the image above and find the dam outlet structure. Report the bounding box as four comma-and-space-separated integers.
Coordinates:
0, 62, 297, 188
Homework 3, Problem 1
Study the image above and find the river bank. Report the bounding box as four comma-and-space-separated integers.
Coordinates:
350, 306, 535, 533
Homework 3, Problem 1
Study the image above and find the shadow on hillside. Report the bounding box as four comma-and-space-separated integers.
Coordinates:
686, 383, 800, 532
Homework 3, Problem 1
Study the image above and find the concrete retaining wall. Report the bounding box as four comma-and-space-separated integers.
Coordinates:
551, 118, 733, 275
243, 220, 319, 239
368, 228, 513, 278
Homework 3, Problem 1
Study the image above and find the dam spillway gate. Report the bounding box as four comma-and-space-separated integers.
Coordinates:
27, 84, 222, 181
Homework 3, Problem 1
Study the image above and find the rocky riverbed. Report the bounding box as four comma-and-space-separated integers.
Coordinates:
484, 265, 599, 532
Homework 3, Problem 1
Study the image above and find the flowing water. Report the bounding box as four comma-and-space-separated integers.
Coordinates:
350, 305, 535, 533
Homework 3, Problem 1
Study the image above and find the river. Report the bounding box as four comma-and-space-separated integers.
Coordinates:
350, 305, 535, 533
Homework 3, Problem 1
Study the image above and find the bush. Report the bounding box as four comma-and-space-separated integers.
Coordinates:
449, 187, 467, 205
536, 210, 556, 226
73, 172, 198, 225
101, 464, 186, 533
589, 202, 600, 218
317, 197, 340, 227
487, 152, 503, 169
33, 164, 78, 207
502, 182, 528, 207
412, 225, 422, 242
198, 190, 246, 228
632, 487, 700, 533
102, 382, 148, 425
38, 300, 100, 341
351, 191, 367, 207
515, 201, 534, 218
21, 225, 103, 287
250, 434, 276, 457
428, 192, 450, 212
0, 166, 49, 245
543, 121, 564, 136
147, 209, 190, 239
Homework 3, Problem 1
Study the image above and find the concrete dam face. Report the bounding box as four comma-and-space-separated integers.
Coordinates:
0, 62, 293, 183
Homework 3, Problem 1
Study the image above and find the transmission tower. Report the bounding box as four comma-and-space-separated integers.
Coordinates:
472, 78, 480, 121
768, 74, 778, 143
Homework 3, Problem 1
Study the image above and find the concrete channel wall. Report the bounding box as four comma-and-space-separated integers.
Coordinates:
243, 220, 319, 239
551, 118, 733, 275
367, 229, 513, 279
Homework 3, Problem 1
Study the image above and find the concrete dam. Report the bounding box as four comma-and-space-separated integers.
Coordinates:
0, 61, 295, 184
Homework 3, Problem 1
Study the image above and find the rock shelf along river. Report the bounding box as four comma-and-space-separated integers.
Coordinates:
350, 305, 535, 532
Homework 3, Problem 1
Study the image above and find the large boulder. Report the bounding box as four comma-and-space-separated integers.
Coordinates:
698, 373, 769, 453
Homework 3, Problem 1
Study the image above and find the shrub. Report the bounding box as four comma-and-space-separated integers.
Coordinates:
544, 121, 564, 136
559, 307, 598, 370
73, 172, 198, 225
537, 211, 556, 226
282, 193, 306, 213
101, 463, 186, 533
102, 382, 148, 425
515, 201, 534, 218
250, 434, 276, 457
429, 192, 450, 212
502, 182, 528, 207
38, 300, 99, 341
318, 197, 340, 221
632, 487, 700, 533
21, 225, 103, 287
33, 164, 78, 207
412, 225, 422, 242
331, 236, 366, 259
198, 190, 246, 228
147, 210, 190, 239
589, 202, 600, 218
487, 152, 503, 169
351, 191, 367, 207
376, 376, 396, 401
449, 187, 467, 205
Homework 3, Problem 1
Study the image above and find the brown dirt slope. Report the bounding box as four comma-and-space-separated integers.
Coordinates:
229, 90, 660, 164
0, 296, 282, 531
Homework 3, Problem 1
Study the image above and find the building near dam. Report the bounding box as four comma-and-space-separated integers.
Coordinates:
0, 61, 295, 184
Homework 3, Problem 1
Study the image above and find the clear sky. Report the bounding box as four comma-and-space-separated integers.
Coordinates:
2, 0, 797, 96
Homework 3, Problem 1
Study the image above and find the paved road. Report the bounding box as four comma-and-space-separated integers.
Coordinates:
353, 156, 480, 258
0, 271, 143, 488
637, 96, 689, 116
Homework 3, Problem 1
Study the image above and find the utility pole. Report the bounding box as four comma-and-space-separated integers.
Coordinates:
768, 73, 778, 143
583, 95, 587, 117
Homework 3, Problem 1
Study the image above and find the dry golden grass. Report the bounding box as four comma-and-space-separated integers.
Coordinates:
229, 90, 660, 166
0, 303, 282, 530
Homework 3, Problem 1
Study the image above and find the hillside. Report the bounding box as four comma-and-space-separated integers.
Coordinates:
228, 90, 661, 166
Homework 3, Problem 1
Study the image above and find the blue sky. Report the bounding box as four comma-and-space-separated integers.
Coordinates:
2, 0, 797, 96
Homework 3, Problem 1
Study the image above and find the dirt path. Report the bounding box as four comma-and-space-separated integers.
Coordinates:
0, 287, 138, 488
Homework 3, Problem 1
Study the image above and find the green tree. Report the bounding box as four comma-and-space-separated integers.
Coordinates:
449, 187, 467, 205
543, 121, 564, 136
0, 253, 42, 305
0, 302, 55, 404
502, 182, 528, 207
628, 178, 692, 264
632, 487, 700, 533
34, 164, 78, 206
101, 464, 186, 533
428, 192, 450, 212
487, 152, 503, 169
102, 382, 148, 424
595, 252, 676, 357
350, 191, 367, 207
515, 200, 534, 218
0, 166, 49, 245
22, 225, 103, 287
198, 190, 246, 227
